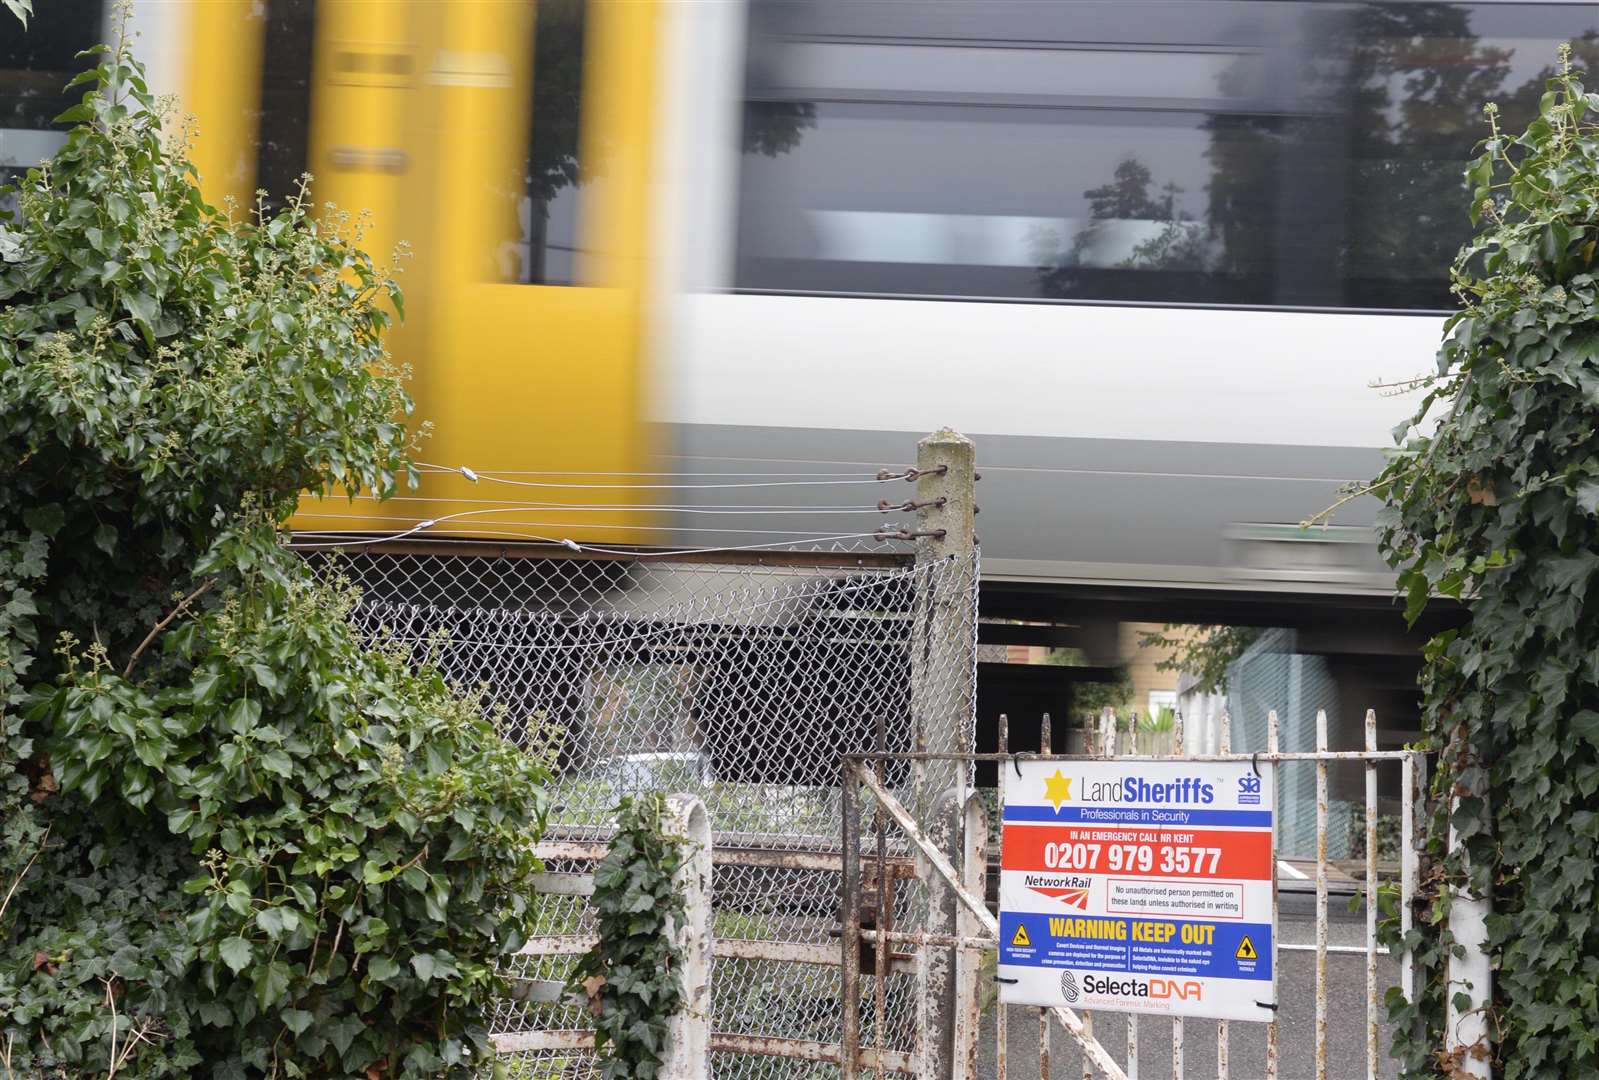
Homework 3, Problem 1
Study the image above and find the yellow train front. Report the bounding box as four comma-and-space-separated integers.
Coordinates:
6, 0, 664, 547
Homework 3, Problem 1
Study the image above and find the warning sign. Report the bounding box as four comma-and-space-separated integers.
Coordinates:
996, 759, 1276, 1022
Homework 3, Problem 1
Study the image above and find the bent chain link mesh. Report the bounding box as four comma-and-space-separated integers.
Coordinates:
304, 545, 979, 1077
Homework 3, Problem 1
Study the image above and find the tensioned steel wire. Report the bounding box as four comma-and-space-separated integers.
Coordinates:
302, 539, 979, 1079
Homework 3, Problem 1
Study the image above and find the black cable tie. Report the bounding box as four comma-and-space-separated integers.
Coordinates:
995, 976, 1019, 985
1255, 1000, 1279, 1011
1251, 751, 1262, 779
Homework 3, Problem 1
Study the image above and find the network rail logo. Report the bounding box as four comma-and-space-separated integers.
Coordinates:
1026, 874, 1091, 909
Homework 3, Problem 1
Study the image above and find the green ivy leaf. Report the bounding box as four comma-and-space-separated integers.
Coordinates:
256, 906, 292, 939
21, 505, 65, 537
192, 669, 223, 706
250, 664, 283, 693
219, 937, 253, 974
1578, 480, 1599, 517
1572, 711, 1599, 748
1545, 554, 1598, 599
258, 749, 294, 778
223, 697, 260, 735
253, 960, 292, 1011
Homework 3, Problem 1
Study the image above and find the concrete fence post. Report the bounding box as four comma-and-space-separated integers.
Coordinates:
909, 428, 978, 1080
663, 794, 712, 1080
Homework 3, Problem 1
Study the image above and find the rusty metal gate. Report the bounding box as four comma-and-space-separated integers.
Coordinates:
839, 708, 1433, 1080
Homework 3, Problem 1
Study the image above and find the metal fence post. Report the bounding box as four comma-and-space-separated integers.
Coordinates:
1038, 713, 1052, 1080
1171, 710, 1185, 1080
1447, 777, 1493, 1078
1315, 709, 1330, 1080
663, 795, 712, 1080
842, 762, 864, 1080
1217, 710, 1232, 1080
1364, 710, 1379, 1080
1266, 710, 1281, 1080
995, 715, 1009, 1080
910, 428, 978, 1080
954, 793, 988, 1080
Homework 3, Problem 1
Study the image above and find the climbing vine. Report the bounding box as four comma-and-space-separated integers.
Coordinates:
1358, 48, 1599, 1078
570, 795, 689, 1080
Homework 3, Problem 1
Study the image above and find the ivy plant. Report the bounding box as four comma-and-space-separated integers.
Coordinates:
1360, 47, 1599, 1079
1, 27, 546, 1078
568, 795, 688, 1080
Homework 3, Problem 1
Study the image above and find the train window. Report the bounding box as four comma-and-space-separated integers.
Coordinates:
511, 0, 588, 286
255, 0, 318, 214
736, 1, 1599, 311
0, 0, 102, 209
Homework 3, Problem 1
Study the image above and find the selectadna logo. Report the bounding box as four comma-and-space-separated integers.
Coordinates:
1060, 970, 1080, 1003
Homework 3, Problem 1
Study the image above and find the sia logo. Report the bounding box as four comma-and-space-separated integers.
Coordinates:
1060, 970, 1080, 1003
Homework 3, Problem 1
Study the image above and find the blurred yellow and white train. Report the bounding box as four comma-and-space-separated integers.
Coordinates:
4, 0, 1596, 598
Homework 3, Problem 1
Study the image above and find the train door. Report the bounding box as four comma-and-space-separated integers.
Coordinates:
178, 0, 659, 544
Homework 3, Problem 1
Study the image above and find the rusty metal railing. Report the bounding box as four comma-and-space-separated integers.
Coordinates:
841, 709, 1432, 1080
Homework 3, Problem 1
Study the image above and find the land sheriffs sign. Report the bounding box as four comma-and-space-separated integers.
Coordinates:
997, 759, 1276, 1023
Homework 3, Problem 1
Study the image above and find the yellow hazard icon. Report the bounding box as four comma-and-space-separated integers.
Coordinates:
1011, 924, 1033, 948
1235, 935, 1258, 961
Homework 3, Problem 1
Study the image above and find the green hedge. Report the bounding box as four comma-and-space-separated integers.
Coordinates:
1, 30, 547, 1077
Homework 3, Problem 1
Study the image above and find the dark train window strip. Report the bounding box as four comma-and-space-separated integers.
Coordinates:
735, 1, 1599, 311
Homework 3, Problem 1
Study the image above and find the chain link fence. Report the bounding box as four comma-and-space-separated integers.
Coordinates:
304, 541, 979, 1077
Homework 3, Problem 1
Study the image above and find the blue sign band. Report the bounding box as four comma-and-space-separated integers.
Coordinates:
999, 912, 1273, 981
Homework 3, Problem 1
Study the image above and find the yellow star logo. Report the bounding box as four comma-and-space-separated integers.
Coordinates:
1043, 769, 1073, 812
